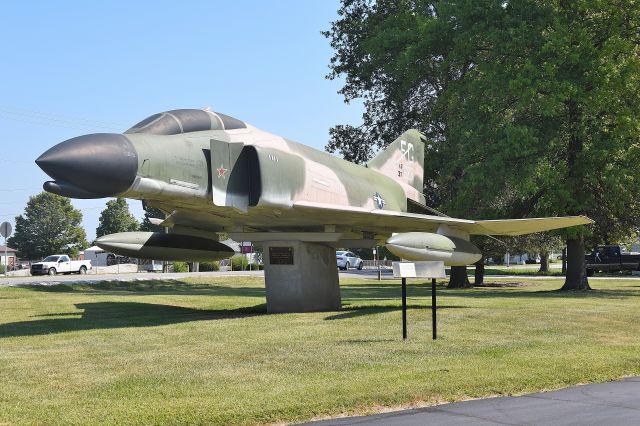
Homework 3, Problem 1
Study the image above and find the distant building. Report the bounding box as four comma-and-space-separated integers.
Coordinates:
0, 245, 18, 269
83, 246, 110, 266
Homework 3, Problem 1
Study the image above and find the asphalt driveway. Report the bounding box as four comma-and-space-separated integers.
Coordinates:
305, 377, 640, 425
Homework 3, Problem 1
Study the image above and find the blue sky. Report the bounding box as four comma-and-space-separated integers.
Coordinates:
0, 1, 363, 243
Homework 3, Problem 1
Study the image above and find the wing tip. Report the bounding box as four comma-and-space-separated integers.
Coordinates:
575, 215, 595, 225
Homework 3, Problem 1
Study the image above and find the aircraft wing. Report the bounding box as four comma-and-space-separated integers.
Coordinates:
466, 217, 594, 236
292, 201, 593, 236
149, 200, 592, 237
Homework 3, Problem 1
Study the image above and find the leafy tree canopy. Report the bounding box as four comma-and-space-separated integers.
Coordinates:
139, 204, 166, 233
7, 192, 87, 259
96, 198, 139, 238
325, 0, 640, 289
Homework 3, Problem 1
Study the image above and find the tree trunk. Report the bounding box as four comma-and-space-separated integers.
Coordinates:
448, 265, 471, 288
474, 257, 485, 285
561, 247, 567, 275
539, 252, 549, 273
561, 236, 591, 290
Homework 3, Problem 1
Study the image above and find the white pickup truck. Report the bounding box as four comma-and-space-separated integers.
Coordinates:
30, 255, 92, 276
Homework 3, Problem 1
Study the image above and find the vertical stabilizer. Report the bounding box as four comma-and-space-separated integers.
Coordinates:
367, 129, 425, 197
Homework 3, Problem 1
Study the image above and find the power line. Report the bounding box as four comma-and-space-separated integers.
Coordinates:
0, 188, 42, 192
0, 158, 33, 164
0, 105, 129, 132
0, 112, 121, 132
0, 205, 114, 218
0, 105, 127, 127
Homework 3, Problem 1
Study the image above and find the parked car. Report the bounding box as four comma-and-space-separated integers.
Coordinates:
336, 251, 363, 270
585, 245, 640, 276
30, 255, 92, 276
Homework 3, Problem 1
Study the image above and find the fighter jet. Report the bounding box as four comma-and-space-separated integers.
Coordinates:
36, 108, 592, 264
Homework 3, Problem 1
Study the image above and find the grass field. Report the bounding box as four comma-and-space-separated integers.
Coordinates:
470, 266, 565, 276
1, 277, 639, 425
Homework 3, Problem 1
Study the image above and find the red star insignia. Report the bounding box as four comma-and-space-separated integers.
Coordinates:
217, 164, 228, 178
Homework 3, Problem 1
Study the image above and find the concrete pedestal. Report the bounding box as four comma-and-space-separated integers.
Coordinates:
263, 241, 341, 313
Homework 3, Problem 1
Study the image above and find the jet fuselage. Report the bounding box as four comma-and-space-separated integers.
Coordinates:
36, 109, 591, 264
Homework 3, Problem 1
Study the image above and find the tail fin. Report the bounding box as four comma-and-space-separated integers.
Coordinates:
368, 129, 425, 194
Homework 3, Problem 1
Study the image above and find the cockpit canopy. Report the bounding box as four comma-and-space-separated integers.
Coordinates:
125, 109, 246, 135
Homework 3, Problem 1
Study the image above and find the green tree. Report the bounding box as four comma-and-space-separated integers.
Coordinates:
96, 198, 139, 238
325, 0, 640, 290
139, 204, 166, 232
7, 192, 87, 259
517, 233, 563, 274
472, 235, 510, 285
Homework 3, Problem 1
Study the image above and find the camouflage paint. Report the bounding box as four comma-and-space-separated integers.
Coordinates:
40, 109, 593, 253
119, 110, 431, 242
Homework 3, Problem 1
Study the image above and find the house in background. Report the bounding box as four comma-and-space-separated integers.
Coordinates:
0, 245, 18, 269
83, 246, 111, 266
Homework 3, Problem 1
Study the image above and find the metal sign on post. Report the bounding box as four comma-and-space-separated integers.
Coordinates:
393, 261, 446, 340
0, 222, 13, 276
0, 222, 11, 238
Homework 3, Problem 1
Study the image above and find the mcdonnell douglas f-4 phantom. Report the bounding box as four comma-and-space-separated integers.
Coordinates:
36, 108, 592, 312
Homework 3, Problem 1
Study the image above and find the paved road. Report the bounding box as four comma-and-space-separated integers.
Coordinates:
306, 377, 640, 425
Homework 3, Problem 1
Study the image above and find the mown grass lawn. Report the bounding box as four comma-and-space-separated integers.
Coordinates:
0, 277, 639, 425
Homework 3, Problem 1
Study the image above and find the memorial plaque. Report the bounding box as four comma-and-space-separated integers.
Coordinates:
269, 246, 294, 265
393, 261, 446, 278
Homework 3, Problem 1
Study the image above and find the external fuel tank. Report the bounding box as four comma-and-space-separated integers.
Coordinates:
386, 232, 482, 266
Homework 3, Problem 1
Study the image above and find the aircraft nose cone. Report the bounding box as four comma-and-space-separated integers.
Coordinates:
36, 133, 138, 197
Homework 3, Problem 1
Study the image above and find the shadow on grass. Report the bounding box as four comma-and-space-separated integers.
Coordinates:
325, 304, 468, 320
482, 268, 565, 276
340, 283, 448, 301
340, 283, 640, 301
0, 301, 267, 338
19, 280, 639, 303
20, 280, 266, 298
445, 288, 640, 299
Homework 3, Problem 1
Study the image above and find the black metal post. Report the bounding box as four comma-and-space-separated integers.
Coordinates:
431, 278, 437, 340
402, 277, 407, 340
